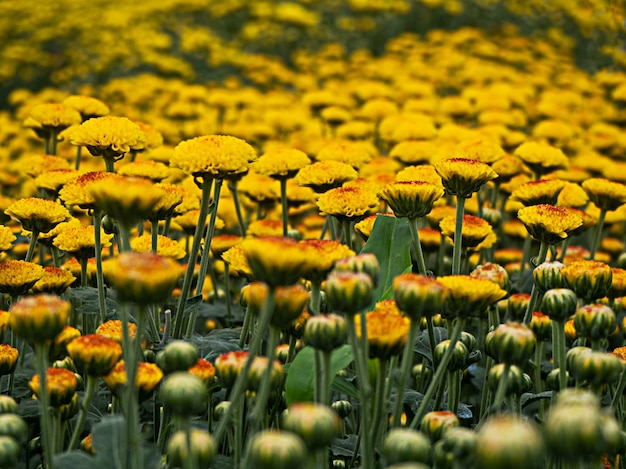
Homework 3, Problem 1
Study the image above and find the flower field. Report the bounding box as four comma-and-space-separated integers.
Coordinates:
2, 0, 626, 468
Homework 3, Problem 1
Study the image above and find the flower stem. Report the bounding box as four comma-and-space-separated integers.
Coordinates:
553, 319, 568, 393
490, 363, 511, 415
410, 317, 466, 429
589, 208, 606, 261
25, 231, 39, 263
68, 374, 97, 450
451, 197, 466, 275
310, 281, 322, 316
93, 210, 108, 324
534, 341, 546, 420
447, 370, 462, 415
342, 219, 353, 250
48, 130, 58, 156
173, 178, 213, 339
370, 358, 388, 450
118, 223, 132, 253
35, 343, 55, 469
392, 320, 419, 428
104, 156, 116, 173
280, 178, 289, 237
408, 218, 427, 275
74, 145, 82, 170
228, 181, 247, 237
151, 220, 159, 253
320, 350, 332, 406
249, 325, 281, 431
522, 241, 549, 325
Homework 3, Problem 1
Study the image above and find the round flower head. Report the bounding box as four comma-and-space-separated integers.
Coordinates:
294, 160, 358, 193
188, 358, 216, 386
222, 245, 252, 278
354, 213, 394, 240
393, 273, 447, 321
492, 154, 529, 184
31, 266, 76, 295
70, 116, 146, 158
517, 204, 583, 245
103, 360, 163, 401
514, 141, 569, 178
130, 234, 186, 259
107, 252, 183, 305
440, 214, 494, 249
88, 175, 166, 226
118, 160, 171, 182
170, 135, 255, 179
210, 234, 243, 260
395, 165, 444, 188
241, 236, 307, 287
58, 171, 117, 210
53, 225, 114, 260
30, 367, 77, 407
316, 186, 379, 221
62, 95, 110, 120
0, 344, 18, 376
316, 141, 374, 170
247, 219, 285, 238
381, 181, 444, 219
582, 178, 626, 211
5, 197, 71, 234
50, 325, 81, 360
608, 268, 626, 299
448, 138, 506, 165
389, 140, 438, 166
510, 179, 567, 206
133, 122, 163, 152
0, 260, 45, 296
437, 275, 507, 318
282, 402, 342, 450
253, 148, 311, 180
17, 154, 70, 178
96, 319, 137, 344
298, 239, 355, 283
67, 334, 122, 376
10, 294, 70, 343
146, 183, 183, 221
28, 103, 81, 132
561, 259, 612, 302
434, 158, 498, 198
0, 226, 15, 251
35, 169, 81, 196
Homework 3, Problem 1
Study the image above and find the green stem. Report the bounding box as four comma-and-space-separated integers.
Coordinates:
280, 178, 289, 237
425, 316, 437, 363
490, 363, 511, 415
310, 282, 322, 316
534, 341, 546, 420
48, 130, 58, 156
74, 145, 82, 170
104, 156, 116, 173
589, 208, 606, 260
151, 220, 159, 253
451, 197, 466, 275
410, 317, 466, 429
392, 320, 419, 428
313, 350, 322, 403
447, 370, 462, 415
228, 181, 247, 237
320, 350, 333, 406
25, 231, 39, 263
553, 319, 568, 393
408, 218, 428, 275
93, 210, 108, 324
479, 355, 494, 420
250, 326, 281, 431
611, 364, 626, 413
370, 358, 388, 451
35, 344, 55, 469
118, 223, 132, 253
522, 241, 549, 325
68, 375, 98, 450
79, 258, 88, 288
342, 219, 353, 250
173, 178, 213, 339
238, 306, 253, 349
519, 234, 533, 280
223, 263, 233, 326
187, 178, 224, 338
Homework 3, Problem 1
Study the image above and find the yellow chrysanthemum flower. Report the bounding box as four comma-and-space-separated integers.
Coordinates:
118, 160, 171, 182
10, 294, 70, 343
440, 214, 494, 249
170, 135, 255, 178
16, 154, 70, 178
316, 186, 379, 221
247, 219, 285, 238
395, 165, 444, 187
28, 103, 81, 131
70, 116, 146, 158
253, 148, 311, 180
581, 178, 626, 212
5, 197, 71, 234
96, 319, 137, 344
389, 140, 438, 166
354, 213, 394, 240
510, 179, 567, 206
513, 141, 569, 178
130, 234, 186, 259
222, 245, 252, 278
58, 172, 116, 209
316, 141, 375, 170
381, 181, 444, 219
29, 367, 77, 407
0, 226, 15, 251
354, 310, 410, 359
434, 158, 498, 199
62, 95, 110, 120
517, 204, 583, 245
491, 155, 529, 184
294, 160, 358, 193
67, 334, 122, 376
103, 360, 163, 401
437, 275, 507, 318
147, 184, 184, 221
0, 260, 45, 296
35, 169, 81, 195
53, 225, 113, 259
299, 239, 355, 283
448, 138, 505, 165
31, 266, 76, 295
241, 236, 308, 287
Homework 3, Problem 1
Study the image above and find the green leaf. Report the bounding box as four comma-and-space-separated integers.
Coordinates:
360, 216, 412, 307
285, 345, 353, 406
331, 374, 358, 399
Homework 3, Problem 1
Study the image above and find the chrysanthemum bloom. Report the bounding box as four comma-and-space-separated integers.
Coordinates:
107, 252, 183, 305
96, 319, 137, 344
67, 334, 122, 376
53, 225, 114, 260
102, 360, 163, 401
354, 213, 395, 240
514, 141, 569, 178
0, 260, 45, 296
298, 239, 355, 283
17, 154, 71, 178
62, 95, 110, 120
241, 236, 308, 287
0, 345, 18, 376
133, 122, 163, 153
170, 135, 255, 178
63, 258, 96, 284
35, 169, 81, 197
222, 245, 252, 278
210, 234, 243, 260
608, 268, 626, 299
30, 367, 77, 407
49, 325, 81, 361
129, 234, 186, 259
5, 198, 71, 234
118, 160, 171, 182
437, 275, 508, 319
574, 304, 616, 342
214, 350, 248, 388
70, 116, 146, 159
29, 103, 82, 131
393, 274, 447, 322
247, 219, 285, 238
561, 259, 612, 302
381, 181, 444, 219
0, 311, 10, 338
254, 148, 311, 180
173, 209, 224, 237
88, 175, 166, 227
0, 226, 15, 252
510, 179, 567, 206
325, 270, 374, 315
316, 186, 379, 221
389, 141, 438, 166
294, 160, 358, 193
434, 158, 498, 199
58, 171, 117, 210
450, 138, 506, 165
517, 204, 583, 245
188, 358, 216, 386
316, 141, 374, 170
10, 294, 69, 343
440, 214, 494, 249
246, 282, 309, 329
581, 178, 626, 211
282, 402, 342, 450
31, 266, 76, 295
491, 154, 530, 185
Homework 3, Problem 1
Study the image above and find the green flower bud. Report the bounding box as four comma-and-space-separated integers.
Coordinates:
244, 430, 307, 469
0, 414, 28, 443
386, 464, 430, 469
282, 402, 342, 450
506, 293, 530, 322
59, 392, 79, 421
161, 372, 207, 417
476, 415, 545, 469
574, 303, 616, 341
529, 312, 552, 342
484, 330, 497, 359
303, 314, 347, 352
420, 410, 459, 442
213, 401, 230, 421
434, 340, 469, 371
247, 357, 283, 391
393, 273, 447, 322
332, 460, 346, 469
437, 426, 477, 466
532, 260, 565, 293
156, 340, 199, 375
0, 396, 17, 415
382, 428, 431, 465
333, 253, 381, 288
331, 400, 352, 419
215, 351, 247, 388
412, 363, 432, 385
540, 288, 578, 322
490, 322, 536, 366
561, 259, 612, 302
487, 364, 529, 396
325, 271, 373, 315
167, 429, 217, 468
459, 331, 476, 352
546, 368, 572, 391
0, 436, 20, 468
567, 347, 622, 387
